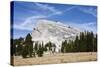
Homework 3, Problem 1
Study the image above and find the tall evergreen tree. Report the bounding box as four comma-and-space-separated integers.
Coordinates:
45, 41, 53, 51
22, 33, 33, 58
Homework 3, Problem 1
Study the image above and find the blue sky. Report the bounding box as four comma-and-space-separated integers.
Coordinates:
11, 1, 97, 39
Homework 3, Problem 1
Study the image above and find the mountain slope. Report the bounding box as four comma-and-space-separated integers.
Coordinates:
31, 19, 81, 52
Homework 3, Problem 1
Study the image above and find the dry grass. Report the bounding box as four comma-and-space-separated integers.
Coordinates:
13, 52, 97, 66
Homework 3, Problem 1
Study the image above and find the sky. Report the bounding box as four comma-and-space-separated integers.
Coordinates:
11, 1, 97, 39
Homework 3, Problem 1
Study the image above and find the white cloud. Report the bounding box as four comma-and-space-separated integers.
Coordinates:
63, 6, 97, 18
35, 3, 56, 12
14, 3, 63, 31
14, 24, 32, 31
64, 6, 77, 12
20, 15, 46, 26
78, 7, 97, 17
34, 3, 78, 18
14, 3, 97, 32
14, 15, 47, 31
35, 3, 62, 17
67, 22, 97, 33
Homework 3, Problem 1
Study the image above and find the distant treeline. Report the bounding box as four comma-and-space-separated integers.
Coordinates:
11, 33, 56, 58
11, 31, 97, 58
61, 31, 97, 53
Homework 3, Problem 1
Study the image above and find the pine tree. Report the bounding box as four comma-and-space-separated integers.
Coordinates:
61, 40, 67, 53
74, 35, 79, 52
61, 41, 64, 53
22, 33, 33, 58
45, 41, 53, 51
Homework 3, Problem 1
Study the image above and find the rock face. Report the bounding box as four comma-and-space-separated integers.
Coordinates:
31, 19, 80, 52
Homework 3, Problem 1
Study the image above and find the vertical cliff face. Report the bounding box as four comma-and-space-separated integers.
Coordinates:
31, 19, 80, 52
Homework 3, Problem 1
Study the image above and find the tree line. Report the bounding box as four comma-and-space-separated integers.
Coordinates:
61, 31, 97, 53
11, 33, 56, 58
11, 31, 97, 58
